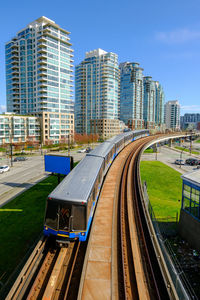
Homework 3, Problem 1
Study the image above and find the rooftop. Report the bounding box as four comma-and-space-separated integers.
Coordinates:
181, 170, 200, 188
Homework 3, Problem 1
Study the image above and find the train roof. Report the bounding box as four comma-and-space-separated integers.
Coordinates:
105, 133, 125, 144
48, 156, 104, 204
86, 142, 114, 159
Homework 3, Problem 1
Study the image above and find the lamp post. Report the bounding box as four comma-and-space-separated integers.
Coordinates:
189, 135, 192, 155
180, 146, 186, 168
68, 134, 70, 156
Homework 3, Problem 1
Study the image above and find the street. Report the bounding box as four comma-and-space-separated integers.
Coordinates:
0, 149, 86, 207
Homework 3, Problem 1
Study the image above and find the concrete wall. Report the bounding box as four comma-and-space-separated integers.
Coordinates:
178, 209, 200, 250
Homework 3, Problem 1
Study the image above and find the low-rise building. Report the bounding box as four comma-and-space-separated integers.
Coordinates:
178, 170, 200, 250
37, 112, 74, 144
0, 113, 40, 145
90, 119, 122, 139
0, 112, 74, 145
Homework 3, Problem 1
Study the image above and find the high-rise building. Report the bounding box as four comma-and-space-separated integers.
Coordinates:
75, 48, 120, 135
155, 81, 165, 126
5, 16, 74, 144
143, 76, 156, 128
119, 62, 144, 129
164, 100, 180, 130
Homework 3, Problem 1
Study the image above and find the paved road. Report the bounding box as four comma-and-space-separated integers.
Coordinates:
0, 150, 86, 207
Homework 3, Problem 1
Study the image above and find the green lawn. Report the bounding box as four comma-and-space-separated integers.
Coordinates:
195, 139, 200, 143
144, 148, 154, 153
175, 146, 199, 155
140, 161, 182, 219
0, 175, 58, 284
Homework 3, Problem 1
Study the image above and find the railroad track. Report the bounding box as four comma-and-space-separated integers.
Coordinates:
6, 239, 82, 300
118, 139, 170, 299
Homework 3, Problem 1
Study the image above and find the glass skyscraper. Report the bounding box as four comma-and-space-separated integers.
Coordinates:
155, 81, 165, 126
143, 76, 156, 128
75, 49, 119, 134
5, 16, 74, 144
119, 62, 144, 129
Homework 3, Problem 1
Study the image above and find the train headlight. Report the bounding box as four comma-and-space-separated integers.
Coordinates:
81, 232, 85, 236
45, 226, 48, 230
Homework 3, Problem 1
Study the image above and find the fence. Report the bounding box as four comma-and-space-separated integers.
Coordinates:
143, 183, 198, 300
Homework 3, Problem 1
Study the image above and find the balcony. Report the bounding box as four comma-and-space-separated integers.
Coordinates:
38, 47, 47, 54
37, 53, 47, 59
11, 65, 19, 70
38, 65, 47, 71
11, 44, 18, 49
39, 76, 47, 82
37, 42, 47, 48
38, 58, 47, 65
37, 36, 47, 43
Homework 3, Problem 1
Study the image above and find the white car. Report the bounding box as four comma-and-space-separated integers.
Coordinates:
0, 165, 10, 174
77, 149, 87, 153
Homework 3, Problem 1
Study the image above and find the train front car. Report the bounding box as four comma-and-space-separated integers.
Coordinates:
44, 155, 104, 244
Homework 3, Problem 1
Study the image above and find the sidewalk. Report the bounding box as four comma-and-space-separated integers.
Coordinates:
0, 172, 49, 208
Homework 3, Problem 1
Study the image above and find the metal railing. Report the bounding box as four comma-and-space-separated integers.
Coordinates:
143, 183, 198, 300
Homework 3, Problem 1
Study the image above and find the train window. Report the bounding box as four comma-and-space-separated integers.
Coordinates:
59, 204, 71, 231
72, 206, 86, 230
45, 200, 58, 230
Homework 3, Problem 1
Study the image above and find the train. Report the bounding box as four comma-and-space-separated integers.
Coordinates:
43, 129, 149, 244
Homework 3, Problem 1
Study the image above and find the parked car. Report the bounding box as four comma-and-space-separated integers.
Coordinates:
0, 165, 10, 174
77, 148, 87, 153
185, 158, 200, 166
174, 159, 184, 165
13, 157, 27, 162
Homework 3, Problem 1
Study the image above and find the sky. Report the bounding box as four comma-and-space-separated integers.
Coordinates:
0, 0, 200, 116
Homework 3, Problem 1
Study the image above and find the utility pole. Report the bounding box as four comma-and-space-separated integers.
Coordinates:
10, 143, 13, 167
68, 134, 70, 156
190, 135, 192, 155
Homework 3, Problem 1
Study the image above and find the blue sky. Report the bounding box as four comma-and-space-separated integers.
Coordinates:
0, 0, 200, 115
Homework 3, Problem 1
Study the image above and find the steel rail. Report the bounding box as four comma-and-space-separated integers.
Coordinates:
5, 236, 47, 300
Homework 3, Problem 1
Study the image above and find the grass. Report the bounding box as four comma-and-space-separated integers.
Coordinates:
140, 161, 182, 219
195, 139, 200, 143
0, 175, 58, 284
144, 148, 154, 153
175, 146, 199, 155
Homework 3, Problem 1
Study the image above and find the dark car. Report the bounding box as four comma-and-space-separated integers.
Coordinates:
175, 159, 184, 165
13, 157, 27, 162
185, 158, 200, 166
86, 147, 92, 153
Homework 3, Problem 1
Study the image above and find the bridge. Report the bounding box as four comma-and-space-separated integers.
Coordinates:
3, 132, 200, 300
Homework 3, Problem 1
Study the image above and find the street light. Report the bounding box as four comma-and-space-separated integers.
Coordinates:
180, 146, 186, 168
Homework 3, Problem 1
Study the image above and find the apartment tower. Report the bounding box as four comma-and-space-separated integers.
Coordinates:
75, 48, 120, 137
165, 100, 180, 130
119, 62, 144, 129
5, 16, 74, 144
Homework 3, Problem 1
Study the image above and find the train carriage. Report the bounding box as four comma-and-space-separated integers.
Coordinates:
124, 131, 134, 146
44, 155, 104, 243
106, 133, 125, 157
86, 142, 115, 175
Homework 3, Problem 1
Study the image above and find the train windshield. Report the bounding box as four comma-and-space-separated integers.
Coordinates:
45, 200, 58, 230
59, 204, 71, 231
